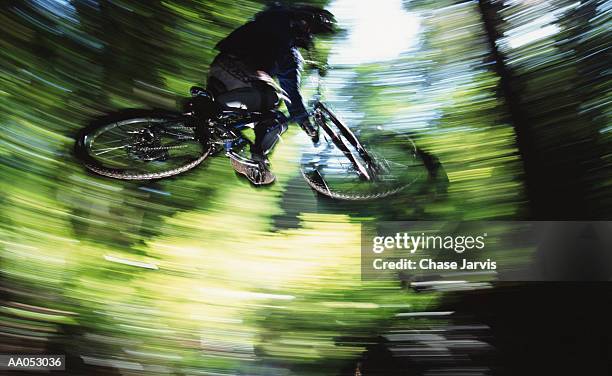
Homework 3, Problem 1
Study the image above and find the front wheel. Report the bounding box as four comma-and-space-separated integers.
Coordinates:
75, 111, 212, 180
301, 103, 428, 200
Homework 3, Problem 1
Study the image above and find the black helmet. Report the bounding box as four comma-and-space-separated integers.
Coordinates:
288, 5, 336, 48
290, 5, 336, 35
257, 3, 336, 48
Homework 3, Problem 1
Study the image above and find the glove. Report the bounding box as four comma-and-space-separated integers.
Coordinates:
299, 118, 319, 144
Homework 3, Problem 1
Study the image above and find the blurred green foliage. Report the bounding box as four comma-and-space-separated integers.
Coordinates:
0, 0, 609, 374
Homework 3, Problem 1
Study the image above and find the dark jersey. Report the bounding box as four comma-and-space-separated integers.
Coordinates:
215, 11, 293, 73
214, 10, 309, 120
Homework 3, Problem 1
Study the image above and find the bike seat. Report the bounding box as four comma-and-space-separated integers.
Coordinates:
190, 86, 213, 99
185, 87, 219, 119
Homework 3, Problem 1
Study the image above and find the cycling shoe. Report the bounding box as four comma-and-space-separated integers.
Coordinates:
230, 157, 275, 185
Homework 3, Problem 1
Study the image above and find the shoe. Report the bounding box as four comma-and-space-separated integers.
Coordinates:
230, 156, 275, 185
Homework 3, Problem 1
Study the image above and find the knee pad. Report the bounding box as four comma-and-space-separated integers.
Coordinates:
260, 122, 287, 155
253, 82, 280, 110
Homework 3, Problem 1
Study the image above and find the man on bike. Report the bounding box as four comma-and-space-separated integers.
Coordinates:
206, 3, 336, 185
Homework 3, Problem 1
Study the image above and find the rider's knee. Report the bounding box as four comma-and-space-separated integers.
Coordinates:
253, 82, 280, 110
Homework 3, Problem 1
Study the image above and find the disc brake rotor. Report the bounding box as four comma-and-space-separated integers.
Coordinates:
127, 128, 169, 161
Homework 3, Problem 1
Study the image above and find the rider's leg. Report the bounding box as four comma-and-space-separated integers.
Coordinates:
248, 82, 282, 165
252, 120, 288, 160
215, 85, 282, 160
207, 58, 280, 185
214, 87, 264, 110
216, 85, 280, 185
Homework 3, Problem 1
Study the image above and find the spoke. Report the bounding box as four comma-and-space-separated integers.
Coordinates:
93, 138, 126, 146
385, 160, 409, 168
93, 145, 129, 155
116, 122, 134, 132
97, 153, 133, 161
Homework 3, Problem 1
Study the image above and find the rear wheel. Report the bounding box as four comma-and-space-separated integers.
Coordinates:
75, 111, 211, 180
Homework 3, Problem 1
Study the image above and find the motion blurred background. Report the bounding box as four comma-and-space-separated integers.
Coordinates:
0, 0, 610, 375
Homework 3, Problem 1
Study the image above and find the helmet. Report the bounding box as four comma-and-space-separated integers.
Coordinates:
290, 5, 336, 35
289, 5, 336, 48
257, 3, 336, 48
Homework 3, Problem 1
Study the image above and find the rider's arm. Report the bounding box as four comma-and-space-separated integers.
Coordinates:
274, 48, 309, 123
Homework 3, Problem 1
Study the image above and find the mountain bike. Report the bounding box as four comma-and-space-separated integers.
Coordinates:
75, 70, 433, 200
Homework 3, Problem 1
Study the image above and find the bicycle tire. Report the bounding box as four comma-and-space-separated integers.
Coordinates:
301, 134, 427, 200
75, 110, 212, 180
301, 169, 415, 200
303, 103, 426, 200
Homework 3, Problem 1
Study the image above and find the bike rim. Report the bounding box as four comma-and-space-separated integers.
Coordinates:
304, 106, 426, 200
83, 117, 208, 177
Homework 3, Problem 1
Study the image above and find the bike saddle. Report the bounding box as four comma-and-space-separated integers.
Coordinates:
190, 86, 212, 98
185, 87, 220, 119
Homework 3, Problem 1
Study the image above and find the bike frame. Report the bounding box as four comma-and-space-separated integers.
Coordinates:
190, 66, 377, 181
202, 108, 289, 167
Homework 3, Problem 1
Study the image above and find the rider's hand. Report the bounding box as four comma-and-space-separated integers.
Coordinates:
300, 118, 319, 144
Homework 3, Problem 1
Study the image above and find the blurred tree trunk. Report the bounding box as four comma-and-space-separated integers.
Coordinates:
556, 0, 609, 217
477, 0, 543, 218
477, 0, 601, 218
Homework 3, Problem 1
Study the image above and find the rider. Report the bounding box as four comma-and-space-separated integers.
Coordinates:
206, 3, 336, 185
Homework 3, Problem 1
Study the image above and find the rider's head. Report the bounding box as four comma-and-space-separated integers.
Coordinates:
258, 3, 336, 49
291, 5, 336, 48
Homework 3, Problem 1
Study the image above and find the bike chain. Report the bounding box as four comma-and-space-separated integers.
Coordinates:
135, 144, 189, 152
164, 126, 195, 132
